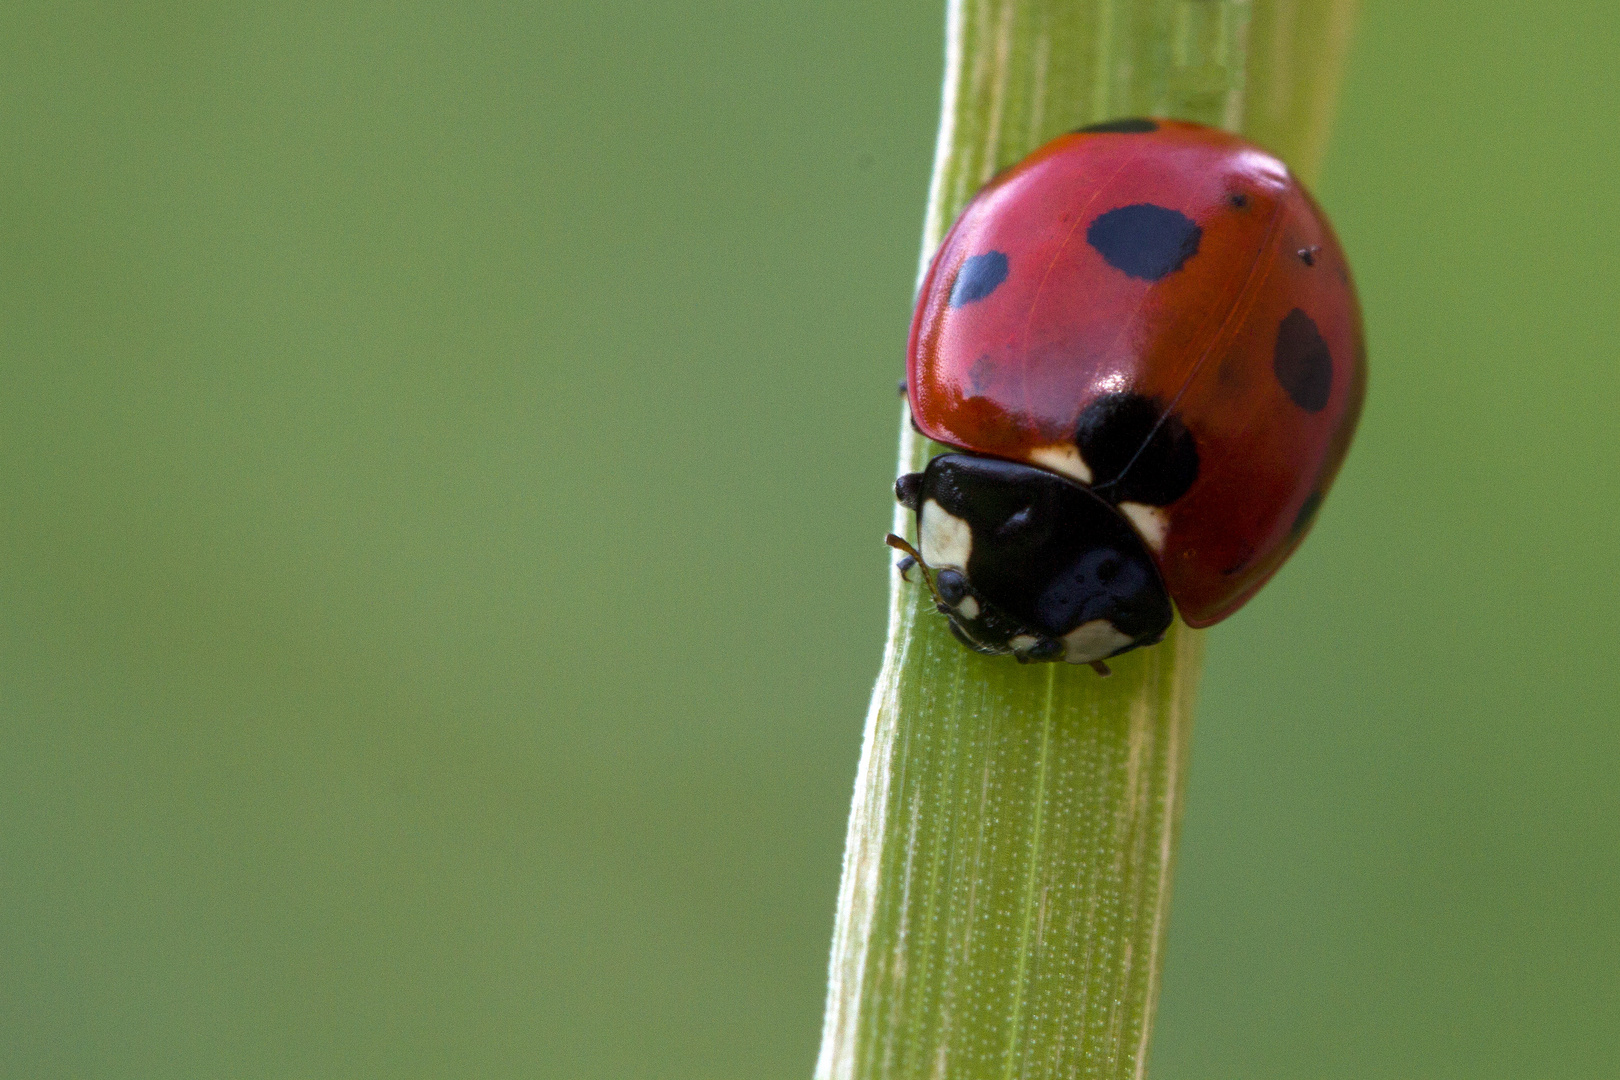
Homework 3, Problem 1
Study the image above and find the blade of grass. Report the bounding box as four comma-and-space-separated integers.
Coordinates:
816, 2, 1357, 1078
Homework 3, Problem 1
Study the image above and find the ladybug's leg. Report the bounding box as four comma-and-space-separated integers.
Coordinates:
947, 620, 1002, 655
895, 554, 917, 581
1013, 638, 1066, 664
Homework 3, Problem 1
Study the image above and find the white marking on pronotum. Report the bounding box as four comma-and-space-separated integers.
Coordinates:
918, 499, 973, 570
1062, 619, 1133, 664
1009, 633, 1039, 653
1119, 501, 1169, 552
955, 595, 980, 620
1028, 443, 1093, 485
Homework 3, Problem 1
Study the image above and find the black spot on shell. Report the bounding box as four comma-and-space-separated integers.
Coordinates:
1292, 491, 1324, 535
1297, 246, 1320, 266
950, 251, 1009, 306
1228, 192, 1250, 209
1075, 392, 1199, 507
1220, 545, 1257, 577
1074, 118, 1159, 134
968, 354, 996, 394
1274, 308, 1333, 412
1086, 204, 1202, 281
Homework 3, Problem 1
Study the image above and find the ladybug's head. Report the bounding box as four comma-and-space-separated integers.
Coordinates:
893, 453, 1171, 667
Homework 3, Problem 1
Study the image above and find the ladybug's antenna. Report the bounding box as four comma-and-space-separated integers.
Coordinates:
884, 534, 950, 610
886, 533, 997, 657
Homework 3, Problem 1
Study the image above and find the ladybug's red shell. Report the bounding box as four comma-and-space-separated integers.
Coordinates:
907, 119, 1365, 628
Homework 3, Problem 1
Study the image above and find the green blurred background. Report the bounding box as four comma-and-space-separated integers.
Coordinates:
2, 1, 1616, 1077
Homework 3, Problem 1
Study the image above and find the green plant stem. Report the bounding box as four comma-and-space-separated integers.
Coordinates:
816, 2, 1356, 1078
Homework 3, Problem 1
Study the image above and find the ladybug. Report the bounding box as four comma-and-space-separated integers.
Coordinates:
891, 118, 1365, 672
